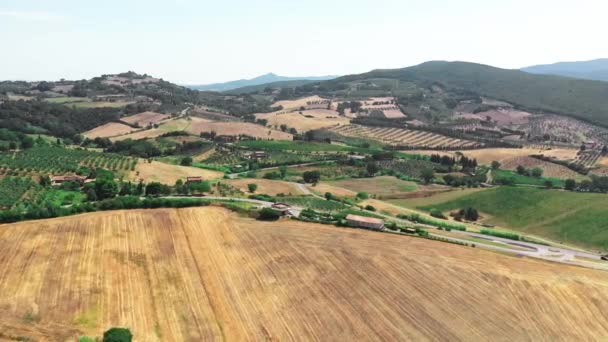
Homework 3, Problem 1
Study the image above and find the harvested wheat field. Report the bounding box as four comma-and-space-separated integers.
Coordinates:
83, 122, 137, 139
225, 179, 305, 196
500, 155, 582, 178
121, 111, 170, 127
186, 117, 293, 140
112, 118, 194, 142
273, 95, 327, 110
255, 109, 349, 132
131, 160, 223, 184
409, 147, 579, 165
1, 208, 608, 341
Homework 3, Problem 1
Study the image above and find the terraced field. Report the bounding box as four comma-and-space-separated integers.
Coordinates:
1, 208, 608, 341
331, 125, 482, 149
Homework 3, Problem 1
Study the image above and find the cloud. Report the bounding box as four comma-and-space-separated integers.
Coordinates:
0, 9, 66, 23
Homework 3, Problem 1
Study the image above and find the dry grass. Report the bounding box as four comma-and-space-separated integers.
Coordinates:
83, 123, 136, 139
121, 112, 171, 126
273, 95, 327, 110
186, 117, 292, 140
328, 176, 420, 199
131, 160, 223, 184
225, 179, 305, 196
307, 182, 358, 198
255, 109, 349, 132
72, 101, 134, 109
408, 147, 579, 165
388, 187, 489, 208
111, 118, 193, 142
1, 207, 608, 341
500, 156, 582, 179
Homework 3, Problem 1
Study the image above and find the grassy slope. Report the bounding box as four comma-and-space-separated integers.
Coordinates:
419, 187, 608, 250
332, 61, 608, 126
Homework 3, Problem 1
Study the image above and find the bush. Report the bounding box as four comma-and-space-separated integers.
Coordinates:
302, 170, 321, 184
103, 327, 133, 342
429, 208, 446, 219
356, 191, 369, 200
480, 229, 520, 241
248, 183, 258, 193
364, 205, 376, 212
258, 207, 281, 221
180, 156, 193, 166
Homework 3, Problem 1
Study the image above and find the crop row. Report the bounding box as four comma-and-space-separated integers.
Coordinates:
331, 125, 481, 149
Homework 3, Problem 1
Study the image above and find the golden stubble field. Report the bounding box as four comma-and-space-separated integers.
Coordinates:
1, 208, 608, 341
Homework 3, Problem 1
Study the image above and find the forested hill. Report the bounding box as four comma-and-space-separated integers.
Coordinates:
326, 61, 608, 126
522, 59, 608, 82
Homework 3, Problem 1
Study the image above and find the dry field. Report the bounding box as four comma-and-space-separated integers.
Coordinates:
121, 112, 170, 127
455, 109, 531, 125
306, 182, 358, 198
111, 119, 193, 142
255, 109, 349, 132
332, 125, 481, 149
1, 208, 608, 341
500, 156, 581, 178
225, 179, 305, 196
130, 160, 223, 184
83, 123, 137, 139
273, 95, 328, 111
328, 176, 419, 199
408, 147, 579, 165
360, 97, 406, 119
186, 117, 293, 140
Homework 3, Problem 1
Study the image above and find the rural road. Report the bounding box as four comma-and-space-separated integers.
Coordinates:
227, 161, 338, 179
160, 195, 607, 270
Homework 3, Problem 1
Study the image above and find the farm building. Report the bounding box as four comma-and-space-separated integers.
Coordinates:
271, 203, 293, 216
345, 214, 385, 230
186, 176, 203, 184
51, 175, 87, 186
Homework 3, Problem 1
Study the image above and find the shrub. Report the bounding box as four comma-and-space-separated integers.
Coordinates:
429, 208, 446, 219
258, 207, 281, 221
480, 229, 520, 241
248, 183, 258, 193
356, 192, 369, 200
364, 205, 376, 212
103, 327, 133, 342
302, 170, 321, 184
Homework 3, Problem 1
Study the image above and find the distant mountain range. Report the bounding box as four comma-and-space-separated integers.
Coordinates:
522, 59, 608, 82
187, 73, 338, 92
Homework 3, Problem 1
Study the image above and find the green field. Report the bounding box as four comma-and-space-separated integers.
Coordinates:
417, 187, 608, 251
493, 169, 565, 187
280, 196, 347, 212
237, 140, 368, 153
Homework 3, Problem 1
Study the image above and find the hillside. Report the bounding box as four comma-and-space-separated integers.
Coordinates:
325, 61, 608, 126
523, 58, 608, 82
1, 207, 608, 340
188, 73, 337, 91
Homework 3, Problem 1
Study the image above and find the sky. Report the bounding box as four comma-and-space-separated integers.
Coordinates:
1, 0, 607, 84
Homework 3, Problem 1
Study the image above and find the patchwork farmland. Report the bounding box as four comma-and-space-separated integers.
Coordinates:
1, 208, 608, 341
331, 124, 482, 149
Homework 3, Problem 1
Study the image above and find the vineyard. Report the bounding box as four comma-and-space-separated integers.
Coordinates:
0, 147, 137, 176
0, 177, 37, 209
330, 125, 482, 149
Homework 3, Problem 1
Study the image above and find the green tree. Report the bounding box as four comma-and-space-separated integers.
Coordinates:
103, 327, 133, 342
366, 162, 379, 176
564, 179, 576, 191
279, 165, 288, 179
530, 167, 543, 178
464, 207, 479, 221
258, 208, 280, 221
248, 183, 258, 193
324, 192, 333, 201
491, 160, 501, 170
39, 175, 51, 187
95, 179, 118, 200
356, 192, 369, 200
302, 170, 321, 184
420, 168, 435, 184
544, 180, 553, 189
180, 156, 193, 166
516, 165, 527, 175
145, 182, 163, 197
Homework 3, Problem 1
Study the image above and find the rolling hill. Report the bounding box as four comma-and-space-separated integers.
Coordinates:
522, 58, 608, 82
322, 61, 608, 126
187, 73, 338, 91
1, 207, 607, 340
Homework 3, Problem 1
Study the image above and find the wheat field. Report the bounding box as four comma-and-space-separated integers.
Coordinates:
0, 208, 608, 341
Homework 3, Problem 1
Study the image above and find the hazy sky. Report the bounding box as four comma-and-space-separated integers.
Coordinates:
1, 0, 607, 83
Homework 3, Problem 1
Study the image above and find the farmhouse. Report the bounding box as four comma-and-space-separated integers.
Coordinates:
345, 214, 385, 230
186, 176, 203, 184
271, 203, 293, 216
51, 175, 87, 186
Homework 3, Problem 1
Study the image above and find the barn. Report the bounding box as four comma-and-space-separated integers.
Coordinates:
345, 214, 385, 230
